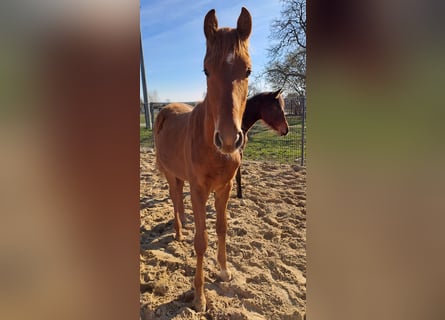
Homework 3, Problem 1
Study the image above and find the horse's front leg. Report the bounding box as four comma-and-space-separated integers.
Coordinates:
215, 181, 233, 281
190, 184, 210, 312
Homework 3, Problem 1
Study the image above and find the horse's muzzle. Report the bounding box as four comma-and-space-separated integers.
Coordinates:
214, 130, 244, 153
281, 126, 289, 136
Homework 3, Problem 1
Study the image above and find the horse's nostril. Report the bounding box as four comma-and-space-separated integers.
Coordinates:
283, 127, 289, 136
235, 131, 244, 149
214, 132, 223, 149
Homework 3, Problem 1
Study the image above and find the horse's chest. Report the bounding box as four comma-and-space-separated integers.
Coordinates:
207, 157, 239, 182
191, 154, 239, 184
212, 161, 237, 177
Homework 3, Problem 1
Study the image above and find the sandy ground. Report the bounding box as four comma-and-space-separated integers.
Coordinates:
140, 148, 306, 320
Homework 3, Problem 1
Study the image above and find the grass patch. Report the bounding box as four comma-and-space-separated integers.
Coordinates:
140, 115, 306, 164
140, 127, 154, 148
243, 115, 305, 164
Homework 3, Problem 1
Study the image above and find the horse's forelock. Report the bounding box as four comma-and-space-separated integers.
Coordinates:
204, 29, 250, 67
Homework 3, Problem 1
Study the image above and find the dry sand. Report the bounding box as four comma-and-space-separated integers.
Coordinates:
140, 148, 306, 320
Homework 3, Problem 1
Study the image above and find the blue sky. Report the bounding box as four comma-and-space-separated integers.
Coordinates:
140, 0, 282, 102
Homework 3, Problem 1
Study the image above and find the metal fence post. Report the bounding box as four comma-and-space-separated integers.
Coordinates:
300, 97, 306, 166
150, 102, 155, 131
140, 33, 152, 129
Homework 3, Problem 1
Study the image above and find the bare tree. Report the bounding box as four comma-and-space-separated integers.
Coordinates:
265, 0, 306, 96
266, 49, 306, 95
269, 0, 306, 58
149, 90, 160, 102
248, 82, 260, 97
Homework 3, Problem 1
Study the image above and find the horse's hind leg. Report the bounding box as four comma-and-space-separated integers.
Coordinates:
235, 166, 242, 198
166, 175, 184, 241
176, 178, 186, 225
215, 181, 233, 282
236, 150, 243, 198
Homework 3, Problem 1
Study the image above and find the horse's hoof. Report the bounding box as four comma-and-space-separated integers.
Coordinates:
219, 269, 232, 282
193, 297, 207, 313
175, 233, 183, 241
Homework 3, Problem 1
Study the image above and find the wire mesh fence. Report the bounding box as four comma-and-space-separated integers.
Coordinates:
243, 114, 305, 165
140, 97, 306, 165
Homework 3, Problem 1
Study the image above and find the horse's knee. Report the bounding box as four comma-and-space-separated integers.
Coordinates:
216, 224, 227, 236
194, 231, 208, 255
215, 211, 228, 235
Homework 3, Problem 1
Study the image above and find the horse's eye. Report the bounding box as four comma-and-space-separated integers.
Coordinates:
246, 68, 252, 77
203, 69, 209, 77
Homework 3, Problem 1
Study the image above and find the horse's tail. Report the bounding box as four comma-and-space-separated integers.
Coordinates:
153, 109, 167, 176
154, 108, 166, 135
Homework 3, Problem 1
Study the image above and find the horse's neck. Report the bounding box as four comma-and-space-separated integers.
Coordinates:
242, 98, 261, 133
192, 99, 216, 146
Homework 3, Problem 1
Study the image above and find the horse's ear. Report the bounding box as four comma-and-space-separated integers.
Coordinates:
274, 88, 283, 99
237, 7, 252, 41
204, 9, 218, 40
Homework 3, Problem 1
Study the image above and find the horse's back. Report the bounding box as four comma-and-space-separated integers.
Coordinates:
155, 103, 193, 134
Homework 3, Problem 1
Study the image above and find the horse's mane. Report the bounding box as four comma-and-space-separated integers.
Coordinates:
249, 91, 275, 101
247, 91, 282, 108
204, 28, 250, 67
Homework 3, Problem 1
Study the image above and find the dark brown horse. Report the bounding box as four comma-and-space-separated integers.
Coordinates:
236, 89, 289, 198
154, 8, 252, 312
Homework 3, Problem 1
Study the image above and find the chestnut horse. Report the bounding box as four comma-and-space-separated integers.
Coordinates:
236, 89, 289, 198
154, 8, 252, 312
